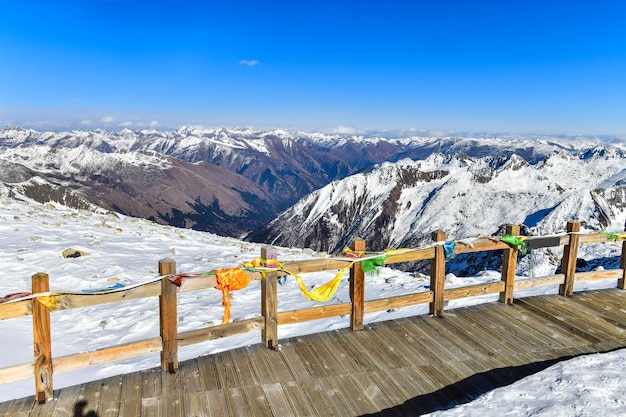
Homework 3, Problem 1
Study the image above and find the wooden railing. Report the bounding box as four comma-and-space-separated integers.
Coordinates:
0, 221, 624, 403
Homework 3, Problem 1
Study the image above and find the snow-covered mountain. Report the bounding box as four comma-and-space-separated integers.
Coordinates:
1, 126, 625, 244
247, 149, 626, 275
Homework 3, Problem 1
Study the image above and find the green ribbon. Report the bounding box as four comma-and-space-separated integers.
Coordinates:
599, 229, 618, 241
500, 234, 527, 255
361, 254, 388, 274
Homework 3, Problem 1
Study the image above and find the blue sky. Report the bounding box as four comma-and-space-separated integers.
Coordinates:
1, 1, 625, 136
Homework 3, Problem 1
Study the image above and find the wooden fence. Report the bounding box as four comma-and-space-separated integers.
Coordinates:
0, 221, 625, 404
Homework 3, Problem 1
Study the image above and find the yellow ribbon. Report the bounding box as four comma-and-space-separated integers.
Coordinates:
36, 295, 58, 310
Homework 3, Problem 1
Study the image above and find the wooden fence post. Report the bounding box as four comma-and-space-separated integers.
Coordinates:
350, 239, 366, 331
499, 224, 520, 305
159, 258, 178, 373
559, 221, 581, 297
32, 272, 53, 404
430, 231, 446, 317
261, 246, 278, 349
618, 240, 626, 290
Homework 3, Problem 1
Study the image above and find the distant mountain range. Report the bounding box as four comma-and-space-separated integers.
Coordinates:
1, 126, 625, 263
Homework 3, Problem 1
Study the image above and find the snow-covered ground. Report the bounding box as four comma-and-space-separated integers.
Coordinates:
1, 195, 624, 416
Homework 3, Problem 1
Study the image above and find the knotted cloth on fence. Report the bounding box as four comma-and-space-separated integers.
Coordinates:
214, 268, 251, 324
287, 252, 388, 302
500, 234, 527, 254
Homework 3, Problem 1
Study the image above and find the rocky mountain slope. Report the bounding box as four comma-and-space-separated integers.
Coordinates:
246, 148, 626, 271
1, 126, 624, 243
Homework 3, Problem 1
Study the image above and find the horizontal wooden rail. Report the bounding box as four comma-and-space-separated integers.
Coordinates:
1, 219, 624, 404
277, 304, 352, 325
178, 317, 265, 347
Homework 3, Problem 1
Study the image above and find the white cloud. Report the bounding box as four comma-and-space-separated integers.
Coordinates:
240, 60, 261, 67
118, 121, 133, 127
80, 120, 91, 126
334, 125, 361, 135
149, 120, 159, 127
101, 116, 114, 123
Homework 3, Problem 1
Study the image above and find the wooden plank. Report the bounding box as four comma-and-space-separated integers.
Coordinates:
243, 385, 274, 417
32, 272, 53, 403
215, 356, 243, 390
53, 282, 160, 310
444, 281, 504, 300
350, 239, 366, 331
500, 224, 520, 304
53, 337, 162, 374
576, 290, 626, 315
205, 389, 229, 417
517, 297, 607, 344
463, 305, 540, 354
364, 291, 433, 313
282, 259, 352, 274
178, 317, 264, 347
2, 396, 35, 417
224, 387, 251, 417
479, 302, 573, 350
303, 332, 361, 377
574, 269, 623, 282
307, 377, 359, 417
544, 295, 626, 338
178, 275, 218, 292
402, 315, 486, 363
140, 396, 166, 417
246, 344, 294, 384
384, 247, 435, 263
448, 305, 526, 358
262, 383, 294, 417
296, 378, 340, 417
281, 381, 316, 417
261, 247, 278, 349
453, 238, 511, 254
350, 373, 395, 413
514, 274, 565, 290
159, 259, 178, 373
196, 354, 222, 391
45, 384, 81, 417
181, 392, 207, 417
579, 232, 616, 244
273, 338, 312, 380
77, 380, 103, 416
0, 299, 32, 320
427, 307, 509, 359
367, 370, 422, 416
511, 299, 593, 347
327, 328, 386, 372
430, 230, 446, 317
367, 320, 436, 366
292, 334, 335, 378
348, 325, 413, 369
386, 318, 441, 365
178, 358, 205, 393
229, 349, 259, 388
141, 368, 163, 398
277, 303, 351, 325
0, 362, 33, 384
163, 395, 185, 417
560, 221, 581, 296
620, 241, 626, 289
120, 371, 142, 402
99, 375, 123, 404
329, 375, 382, 415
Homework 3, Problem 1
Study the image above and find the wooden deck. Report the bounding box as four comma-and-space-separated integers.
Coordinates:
2, 288, 626, 417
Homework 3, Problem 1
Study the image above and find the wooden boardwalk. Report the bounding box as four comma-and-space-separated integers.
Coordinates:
2, 288, 626, 417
